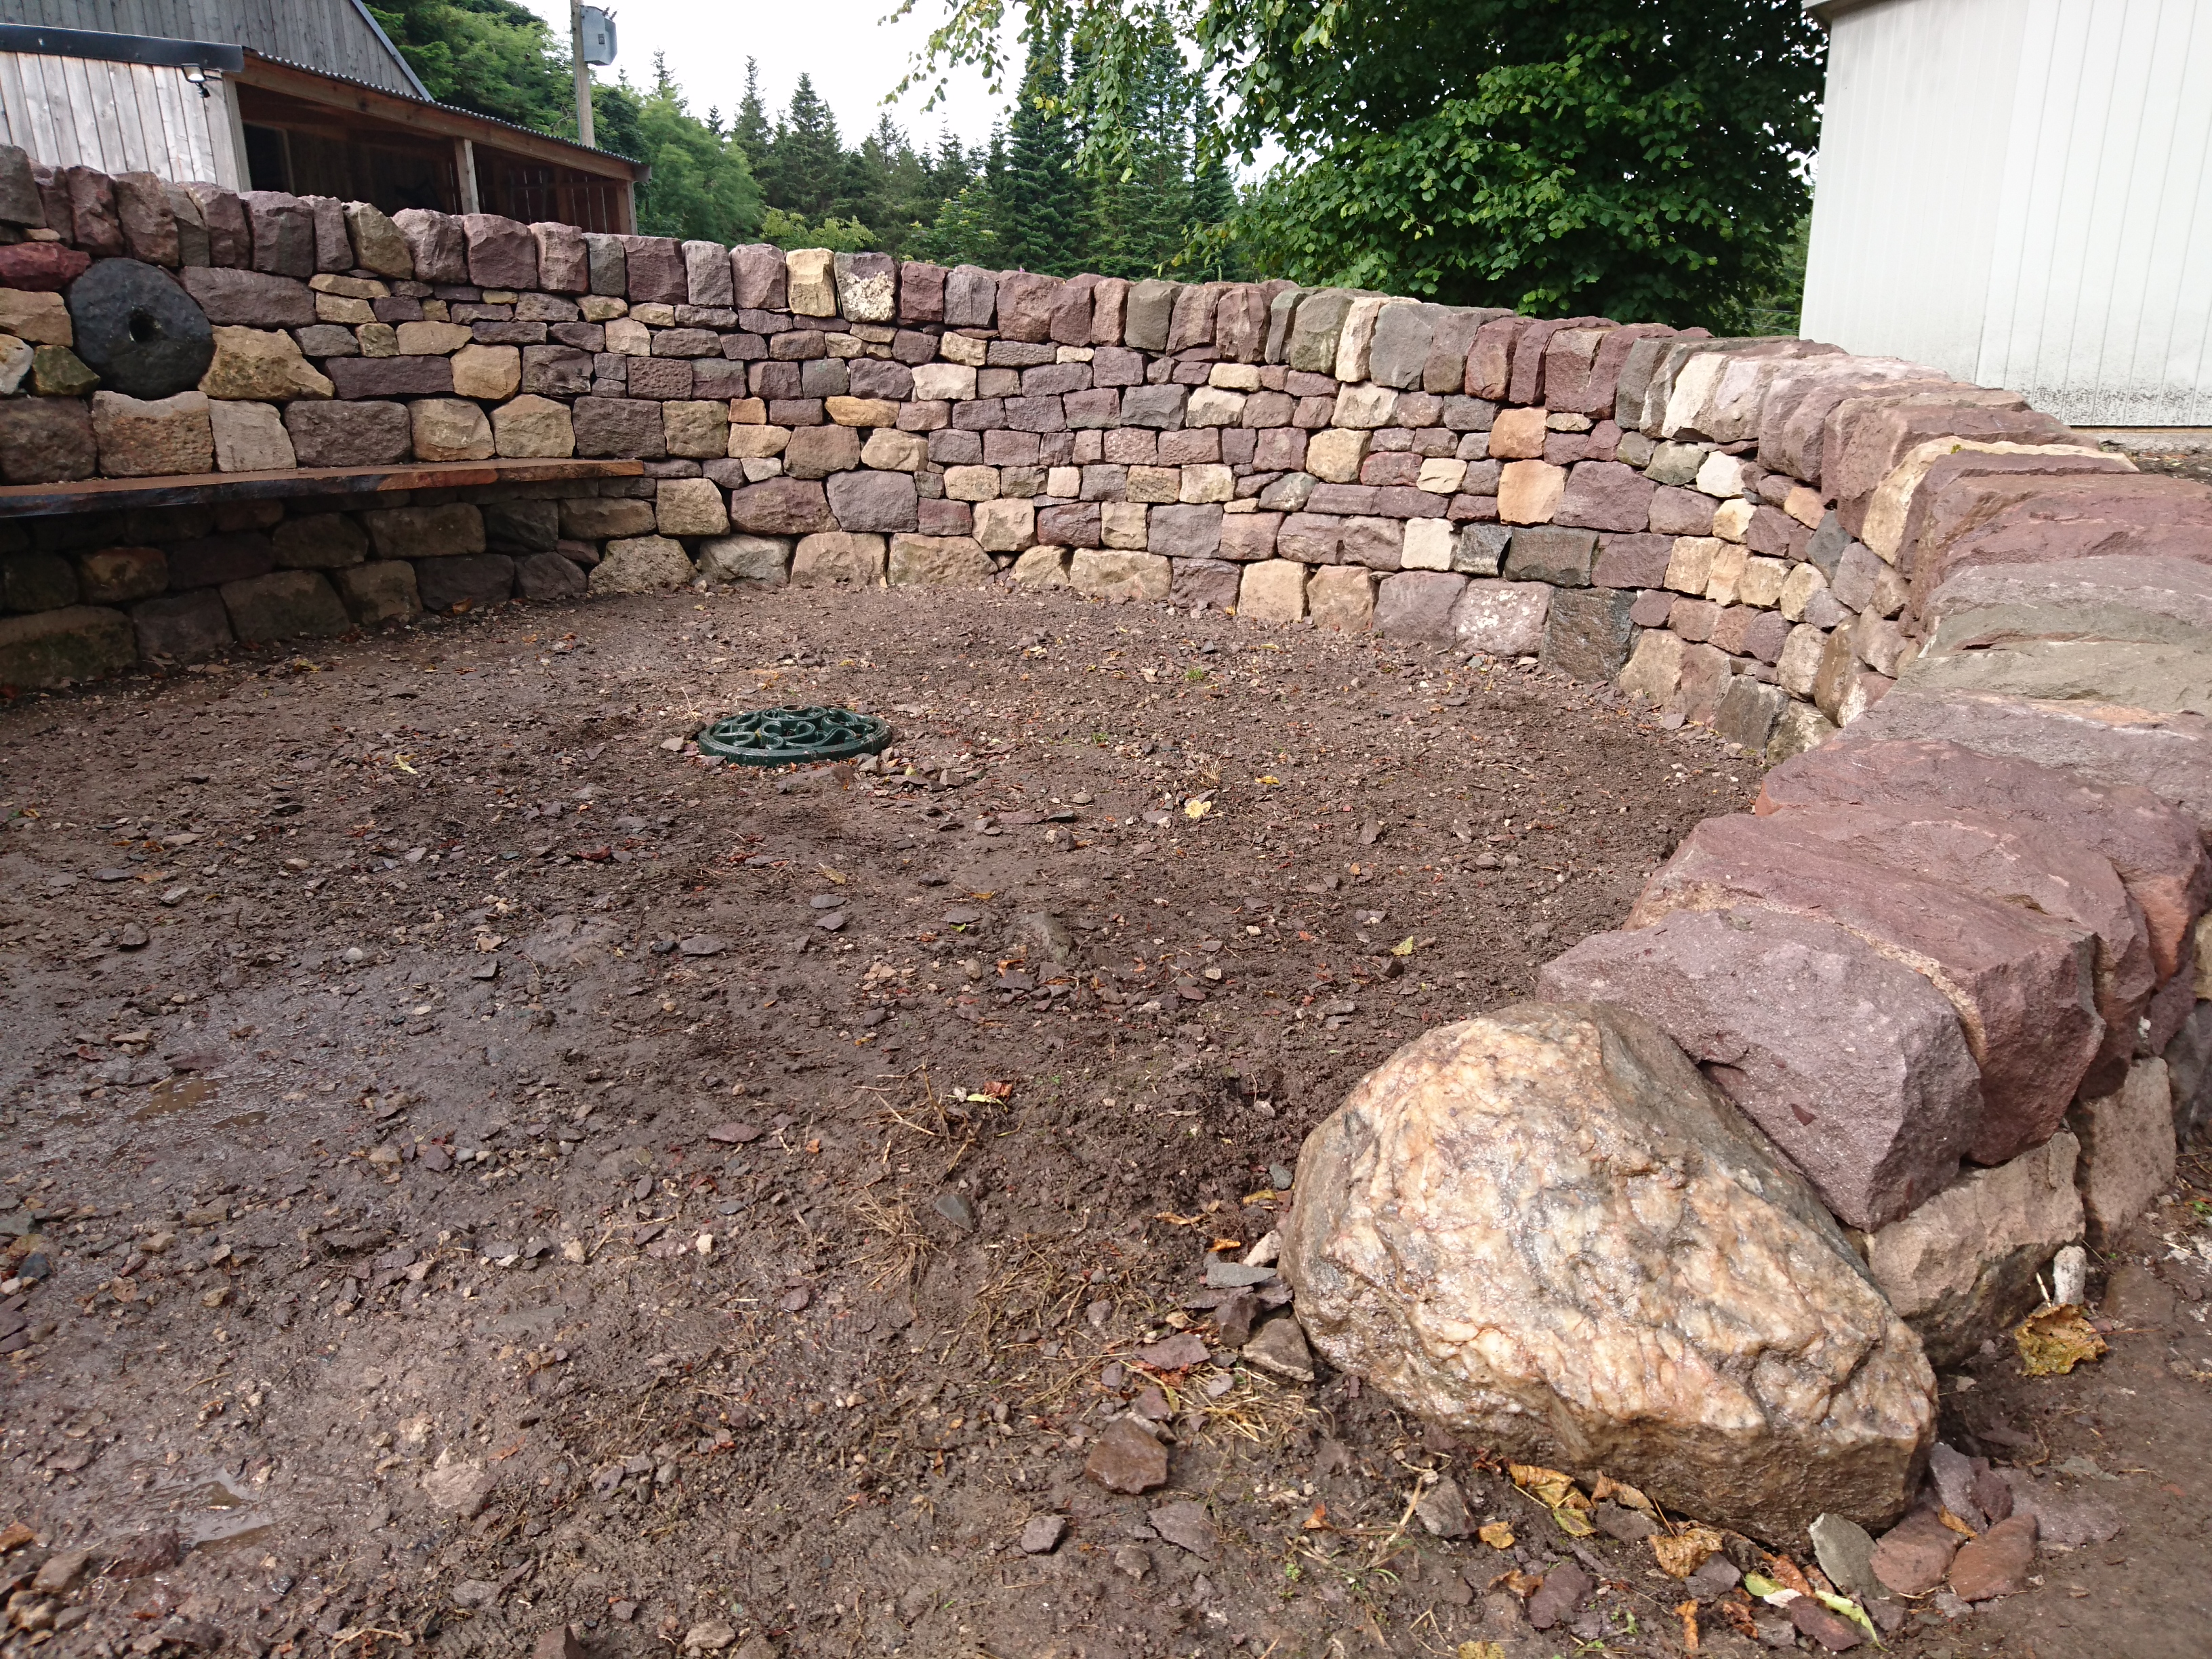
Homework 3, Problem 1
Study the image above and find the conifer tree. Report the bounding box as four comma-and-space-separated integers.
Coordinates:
996, 36, 1088, 273
732, 59, 773, 175
764, 75, 848, 221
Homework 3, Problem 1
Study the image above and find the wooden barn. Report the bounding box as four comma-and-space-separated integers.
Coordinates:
0, 0, 641, 230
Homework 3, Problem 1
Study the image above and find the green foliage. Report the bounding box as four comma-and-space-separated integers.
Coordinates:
900, 13, 1242, 279
1206, 0, 1824, 324
900, 0, 1823, 327
760, 209, 878, 253
628, 56, 764, 245
373, 0, 762, 245
997, 36, 1090, 271
1728, 213, 1810, 337
1086, 19, 1199, 279
367, 0, 571, 129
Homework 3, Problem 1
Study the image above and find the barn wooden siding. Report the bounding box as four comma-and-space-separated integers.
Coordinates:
0, 50, 241, 185
5, 0, 420, 97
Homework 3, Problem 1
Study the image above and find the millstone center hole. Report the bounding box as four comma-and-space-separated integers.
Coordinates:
128, 308, 161, 343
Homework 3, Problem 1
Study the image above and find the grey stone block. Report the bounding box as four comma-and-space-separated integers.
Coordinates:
1542, 587, 1638, 680
221, 569, 350, 640
415, 552, 516, 611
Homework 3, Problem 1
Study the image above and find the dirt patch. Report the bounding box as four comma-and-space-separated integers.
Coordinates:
0, 585, 2204, 1659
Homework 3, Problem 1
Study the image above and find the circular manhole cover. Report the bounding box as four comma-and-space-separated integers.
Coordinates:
695, 705, 893, 767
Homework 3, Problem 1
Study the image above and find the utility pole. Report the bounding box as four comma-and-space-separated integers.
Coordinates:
570, 0, 595, 149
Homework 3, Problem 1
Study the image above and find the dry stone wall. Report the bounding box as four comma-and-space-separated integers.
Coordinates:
0, 150, 2133, 769
4, 149, 2211, 1525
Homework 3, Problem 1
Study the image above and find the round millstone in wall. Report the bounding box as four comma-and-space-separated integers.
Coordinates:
66, 257, 215, 398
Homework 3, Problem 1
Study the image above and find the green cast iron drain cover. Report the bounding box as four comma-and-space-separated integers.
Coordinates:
695, 705, 893, 767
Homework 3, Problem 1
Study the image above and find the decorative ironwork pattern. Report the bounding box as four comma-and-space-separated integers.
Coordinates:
694, 705, 892, 767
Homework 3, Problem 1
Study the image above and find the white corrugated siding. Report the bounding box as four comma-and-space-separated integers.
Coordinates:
1801, 0, 2212, 427
0, 53, 237, 185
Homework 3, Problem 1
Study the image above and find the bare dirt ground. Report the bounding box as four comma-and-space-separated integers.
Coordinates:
0, 583, 2207, 1659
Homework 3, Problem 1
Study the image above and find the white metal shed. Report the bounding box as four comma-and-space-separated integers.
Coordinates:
1799, 0, 2212, 428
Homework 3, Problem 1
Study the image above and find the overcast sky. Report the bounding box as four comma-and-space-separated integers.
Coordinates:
517, 0, 1016, 152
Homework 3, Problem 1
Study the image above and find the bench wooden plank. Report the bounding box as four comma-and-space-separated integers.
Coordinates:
0, 459, 648, 519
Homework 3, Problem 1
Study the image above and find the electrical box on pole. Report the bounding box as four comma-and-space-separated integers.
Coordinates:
579, 8, 617, 65
569, 3, 615, 148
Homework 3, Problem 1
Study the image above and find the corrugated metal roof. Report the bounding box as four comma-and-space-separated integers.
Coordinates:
241, 47, 642, 173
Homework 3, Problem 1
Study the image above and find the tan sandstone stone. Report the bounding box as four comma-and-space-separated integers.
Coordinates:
1012, 546, 1072, 588
889, 534, 994, 586
655, 478, 730, 537
209, 400, 295, 472
91, 390, 213, 477
411, 398, 493, 462
785, 249, 837, 316
1308, 565, 1376, 633
394, 320, 473, 356
449, 344, 520, 401
660, 399, 729, 459
790, 531, 887, 586
1070, 549, 1170, 602
492, 395, 575, 457
861, 430, 927, 472
972, 499, 1036, 554
199, 328, 333, 401
589, 535, 695, 594
1285, 1003, 1937, 1536
1305, 429, 1370, 484
1498, 460, 1565, 525
1238, 560, 1307, 623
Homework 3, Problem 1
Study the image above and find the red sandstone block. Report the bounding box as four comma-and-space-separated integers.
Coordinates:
1757, 737, 2210, 984
1049, 274, 1099, 346
460, 213, 536, 289
1908, 473, 2212, 619
996, 272, 1061, 343
1759, 802, 2152, 1096
1891, 451, 2134, 572
1542, 908, 1981, 1227
1825, 395, 2070, 533
1554, 460, 1656, 533
1629, 811, 2106, 1164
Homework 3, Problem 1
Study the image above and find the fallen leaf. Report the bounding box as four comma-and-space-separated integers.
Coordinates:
1509, 1462, 1595, 1534
1301, 1503, 1328, 1531
818, 865, 847, 884
2018, 1303, 2108, 1375
1254, 775, 1280, 785
1938, 1509, 1978, 1538
1477, 1521, 1515, 1550
1455, 1644, 1504, 1659
1184, 799, 1212, 819
1390, 936, 1417, 957
1489, 1568, 1543, 1598
1652, 1525, 1724, 1578
1675, 1601, 1700, 1652
1591, 1474, 1654, 1512
1764, 1555, 1814, 1597
1507, 1464, 1584, 1511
